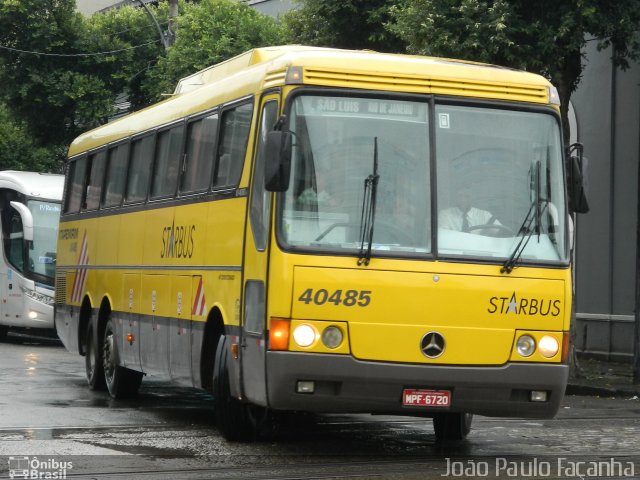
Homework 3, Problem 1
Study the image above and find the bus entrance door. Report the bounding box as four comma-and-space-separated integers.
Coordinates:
239, 96, 279, 406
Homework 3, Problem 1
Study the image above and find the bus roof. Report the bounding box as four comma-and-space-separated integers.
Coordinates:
0, 171, 64, 202
69, 45, 555, 156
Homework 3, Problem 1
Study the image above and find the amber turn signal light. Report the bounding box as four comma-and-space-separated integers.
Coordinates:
269, 318, 290, 351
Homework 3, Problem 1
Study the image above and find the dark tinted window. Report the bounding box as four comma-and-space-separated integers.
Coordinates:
103, 143, 129, 208
151, 125, 184, 198
64, 157, 87, 214
126, 135, 155, 203
214, 103, 253, 188
84, 151, 107, 211
182, 113, 218, 193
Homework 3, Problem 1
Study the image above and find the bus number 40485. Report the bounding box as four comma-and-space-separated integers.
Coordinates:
298, 288, 371, 307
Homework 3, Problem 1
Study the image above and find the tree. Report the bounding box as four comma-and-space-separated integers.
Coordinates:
0, 103, 59, 172
0, 0, 115, 148
0, 0, 167, 167
142, 0, 286, 101
83, 3, 166, 111
388, 0, 640, 143
282, 0, 406, 52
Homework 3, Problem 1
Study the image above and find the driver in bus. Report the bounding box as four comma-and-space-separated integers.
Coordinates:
439, 186, 501, 233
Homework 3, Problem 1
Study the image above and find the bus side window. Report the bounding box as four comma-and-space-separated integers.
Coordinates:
84, 151, 106, 211
214, 102, 253, 188
151, 124, 184, 199
182, 113, 218, 194
64, 157, 87, 214
126, 135, 155, 204
103, 143, 129, 208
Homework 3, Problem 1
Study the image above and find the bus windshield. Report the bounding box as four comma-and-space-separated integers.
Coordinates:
27, 200, 60, 282
278, 93, 568, 265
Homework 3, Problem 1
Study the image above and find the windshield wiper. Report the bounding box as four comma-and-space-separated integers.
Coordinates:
501, 161, 548, 274
357, 137, 380, 266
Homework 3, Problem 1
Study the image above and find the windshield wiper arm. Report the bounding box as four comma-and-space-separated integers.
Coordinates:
502, 161, 548, 274
501, 202, 535, 274
357, 137, 380, 266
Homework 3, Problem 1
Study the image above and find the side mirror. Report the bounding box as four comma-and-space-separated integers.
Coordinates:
566, 143, 589, 214
265, 130, 292, 192
9, 201, 34, 242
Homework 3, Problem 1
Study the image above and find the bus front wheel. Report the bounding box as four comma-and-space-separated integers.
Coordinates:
102, 317, 143, 399
213, 335, 266, 441
433, 412, 473, 441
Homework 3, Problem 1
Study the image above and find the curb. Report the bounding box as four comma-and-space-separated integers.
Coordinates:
566, 383, 640, 398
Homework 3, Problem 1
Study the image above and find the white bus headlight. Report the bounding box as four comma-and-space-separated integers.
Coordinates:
292, 324, 317, 348
538, 335, 559, 358
21, 287, 54, 306
321, 326, 343, 349
516, 335, 536, 357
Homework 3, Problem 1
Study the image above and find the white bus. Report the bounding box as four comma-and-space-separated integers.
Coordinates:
0, 171, 64, 341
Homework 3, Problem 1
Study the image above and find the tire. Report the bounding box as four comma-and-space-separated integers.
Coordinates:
433, 412, 473, 441
0, 325, 8, 342
85, 322, 106, 390
212, 335, 262, 441
102, 316, 143, 399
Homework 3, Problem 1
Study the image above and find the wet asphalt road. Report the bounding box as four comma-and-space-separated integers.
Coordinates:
1, 331, 639, 479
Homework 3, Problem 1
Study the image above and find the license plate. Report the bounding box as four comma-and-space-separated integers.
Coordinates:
402, 389, 451, 407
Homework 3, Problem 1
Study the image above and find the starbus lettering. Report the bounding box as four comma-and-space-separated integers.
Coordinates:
161, 222, 195, 259
487, 292, 561, 316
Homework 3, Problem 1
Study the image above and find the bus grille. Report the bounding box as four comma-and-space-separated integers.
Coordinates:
55, 271, 67, 305
302, 68, 549, 104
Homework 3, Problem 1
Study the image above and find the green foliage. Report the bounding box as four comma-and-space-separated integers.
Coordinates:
283, 0, 406, 52
388, 0, 514, 63
83, 3, 165, 110
143, 0, 286, 101
0, 0, 92, 147
0, 103, 60, 172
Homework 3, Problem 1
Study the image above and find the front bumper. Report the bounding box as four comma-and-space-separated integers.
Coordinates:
266, 352, 568, 418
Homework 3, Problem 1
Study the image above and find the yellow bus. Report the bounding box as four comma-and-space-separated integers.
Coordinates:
55, 45, 588, 441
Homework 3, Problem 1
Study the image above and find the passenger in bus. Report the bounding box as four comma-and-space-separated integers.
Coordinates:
439, 187, 500, 233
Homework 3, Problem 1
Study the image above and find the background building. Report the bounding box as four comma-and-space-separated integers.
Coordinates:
571, 41, 640, 362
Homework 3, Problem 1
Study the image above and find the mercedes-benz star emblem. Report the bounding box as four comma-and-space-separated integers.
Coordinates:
420, 331, 445, 358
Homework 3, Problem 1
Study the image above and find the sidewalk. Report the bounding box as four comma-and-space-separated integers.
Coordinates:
566, 357, 640, 398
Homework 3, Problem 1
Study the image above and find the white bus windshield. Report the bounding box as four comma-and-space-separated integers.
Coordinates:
278, 93, 568, 265
27, 200, 60, 281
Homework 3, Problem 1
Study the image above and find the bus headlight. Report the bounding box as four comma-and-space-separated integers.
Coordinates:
292, 324, 317, 348
538, 335, 559, 358
21, 287, 54, 306
516, 335, 536, 357
321, 326, 343, 349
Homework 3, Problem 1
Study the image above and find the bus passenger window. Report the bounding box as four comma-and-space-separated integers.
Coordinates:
151, 124, 184, 198
64, 157, 87, 214
84, 151, 106, 211
182, 113, 218, 193
126, 135, 154, 203
103, 143, 129, 208
214, 103, 252, 188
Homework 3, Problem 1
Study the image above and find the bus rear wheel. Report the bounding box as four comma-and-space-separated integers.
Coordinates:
433, 412, 473, 441
213, 335, 268, 441
102, 317, 143, 399
85, 323, 106, 390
